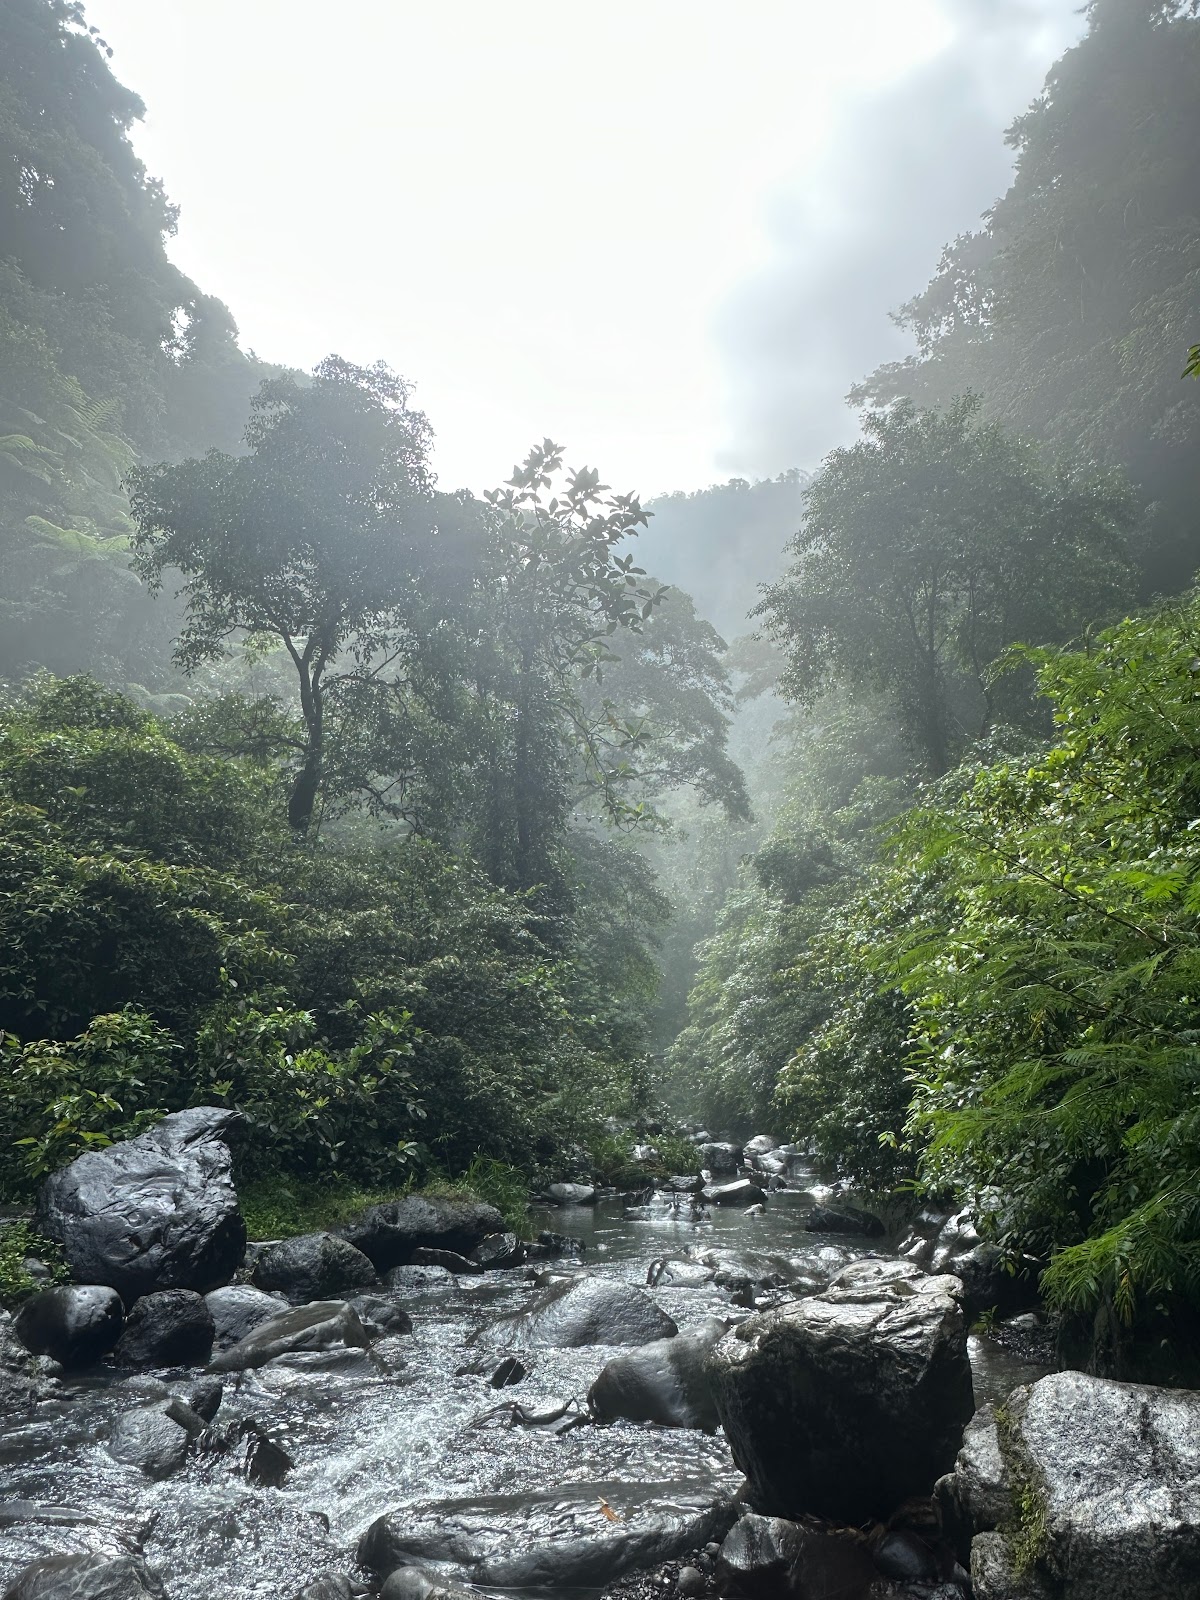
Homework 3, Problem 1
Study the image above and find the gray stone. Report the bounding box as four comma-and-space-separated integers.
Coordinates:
743, 1135, 779, 1158
379, 1567, 485, 1600
112, 1289, 214, 1368
35, 1108, 245, 1300
707, 1258, 973, 1523
346, 1294, 412, 1337
472, 1275, 677, 1351
251, 1231, 378, 1304
13, 1285, 123, 1369
409, 1247, 482, 1275
0, 1311, 40, 1410
359, 1481, 737, 1590
470, 1232, 524, 1270
666, 1176, 705, 1195
383, 1264, 456, 1290
204, 1284, 285, 1349
803, 1203, 885, 1238
702, 1181, 767, 1208
342, 1195, 504, 1270
970, 1531, 1056, 1600
959, 1371, 1200, 1600
547, 1183, 596, 1205
107, 1403, 192, 1478
209, 1299, 369, 1372
697, 1143, 742, 1176
588, 1318, 727, 1429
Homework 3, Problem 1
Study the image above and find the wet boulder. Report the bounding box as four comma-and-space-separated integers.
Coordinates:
473, 1274, 677, 1350
346, 1294, 413, 1337
251, 1231, 378, 1304
804, 1203, 885, 1238
383, 1264, 456, 1291
547, 1182, 596, 1205
588, 1317, 726, 1429
204, 1284, 286, 1349
470, 1232, 524, 1270
0, 1312, 41, 1411
697, 1142, 742, 1176
707, 1259, 974, 1523
665, 1175, 705, 1195
409, 1247, 482, 1274
949, 1371, 1200, 1600
703, 1180, 767, 1208
341, 1195, 504, 1271
34, 1108, 245, 1300
209, 1299, 370, 1372
107, 1397, 204, 1479
380, 1566, 481, 1600
112, 1289, 214, 1369
359, 1480, 738, 1590
3, 1554, 165, 1600
743, 1135, 779, 1159
13, 1285, 124, 1369
198, 1416, 293, 1487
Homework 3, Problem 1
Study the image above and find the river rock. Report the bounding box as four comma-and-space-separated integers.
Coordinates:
707, 1258, 973, 1522
588, 1317, 726, 1429
703, 1180, 767, 1207
409, 1247, 482, 1274
471, 1232, 524, 1269
384, 1264, 456, 1290
380, 1567, 479, 1600
251, 1231, 378, 1304
2, 1554, 165, 1600
34, 1108, 245, 1300
347, 1294, 412, 1337
204, 1284, 286, 1349
697, 1143, 742, 1176
744, 1135, 779, 1158
0, 1311, 41, 1410
951, 1370, 1200, 1599
13, 1285, 124, 1368
359, 1481, 737, 1589
342, 1195, 504, 1270
473, 1275, 677, 1350
107, 1401, 196, 1478
666, 1175, 705, 1194
804, 1203, 885, 1237
547, 1182, 596, 1205
209, 1299, 370, 1371
112, 1289, 214, 1368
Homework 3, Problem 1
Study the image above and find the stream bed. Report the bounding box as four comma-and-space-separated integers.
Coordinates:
0, 1187, 1048, 1599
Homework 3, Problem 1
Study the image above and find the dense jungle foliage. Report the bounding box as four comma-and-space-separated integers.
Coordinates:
3, 0, 1200, 1370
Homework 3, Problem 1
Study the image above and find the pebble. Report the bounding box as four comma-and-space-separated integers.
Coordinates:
677, 1566, 705, 1596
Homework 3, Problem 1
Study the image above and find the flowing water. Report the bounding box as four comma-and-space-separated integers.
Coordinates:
0, 1185, 1047, 1598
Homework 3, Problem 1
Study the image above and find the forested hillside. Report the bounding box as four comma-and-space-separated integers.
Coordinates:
3, 0, 1200, 1383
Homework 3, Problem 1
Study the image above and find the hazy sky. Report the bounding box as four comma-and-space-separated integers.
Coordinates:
85, 0, 1086, 497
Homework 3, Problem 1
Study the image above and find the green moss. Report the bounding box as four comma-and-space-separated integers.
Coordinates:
0, 1220, 69, 1307
995, 1401, 1051, 1577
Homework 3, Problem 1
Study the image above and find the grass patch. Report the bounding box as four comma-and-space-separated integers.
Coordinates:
0, 1220, 69, 1308
238, 1154, 530, 1241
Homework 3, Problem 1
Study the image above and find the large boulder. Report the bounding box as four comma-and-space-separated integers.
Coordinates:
209, 1299, 370, 1372
472, 1275, 677, 1351
588, 1318, 726, 1429
341, 1195, 504, 1271
804, 1203, 885, 1238
948, 1371, 1200, 1600
697, 1142, 742, 1176
547, 1183, 596, 1205
707, 1259, 974, 1523
358, 1481, 737, 1590
743, 1135, 779, 1158
13, 1285, 124, 1369
204, 1284, 286, 1349
470, 1233, 524, 1270
703, 1180, 767, 1208
250, 1231, 378, 1304
111, 1289, 214, 1368
34, 1108, 245, 1300
2, 1555, 164, 1600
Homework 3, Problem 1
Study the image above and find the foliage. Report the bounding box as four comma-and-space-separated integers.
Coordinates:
0, 1221, 69, 1308
587, 1131, 700, 1189
857, 2, 1200, 594
888, 596, 1200, 1320
758, 397, 1136, 776
237, 1176, 397, 1243
421, 1155, 531, 1234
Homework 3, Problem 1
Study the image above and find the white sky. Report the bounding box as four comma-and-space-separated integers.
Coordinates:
83, 1, 1084, 497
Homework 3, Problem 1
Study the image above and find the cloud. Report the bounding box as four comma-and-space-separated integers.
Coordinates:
713, 0, 1087, 477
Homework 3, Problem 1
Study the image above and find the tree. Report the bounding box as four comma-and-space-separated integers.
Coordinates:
757, 397, 1136, 775
129, 357, 479, 832
856, 1, 1200, 593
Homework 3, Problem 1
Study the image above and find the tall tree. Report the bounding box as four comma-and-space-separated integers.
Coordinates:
757, 398, 1136, 775
129, 357, 477, 832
